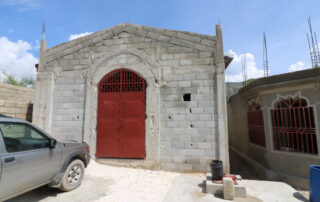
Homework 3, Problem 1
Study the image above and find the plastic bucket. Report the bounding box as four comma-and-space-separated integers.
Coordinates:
310, 165, 320, 202
210, 160, 223, 181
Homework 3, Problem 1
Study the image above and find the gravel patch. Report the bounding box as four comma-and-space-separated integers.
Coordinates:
89, 161, 180, 202
7, 160, 180, 202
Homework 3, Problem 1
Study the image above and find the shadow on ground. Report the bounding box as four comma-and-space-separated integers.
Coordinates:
230, 149, 310, 202
6, 186, 62, 202
229, 149, 266, 180
6, 176, 112, 202
293, 192, 309, 202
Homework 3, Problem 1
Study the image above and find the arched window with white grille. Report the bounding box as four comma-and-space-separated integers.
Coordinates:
271, 96, 318, 155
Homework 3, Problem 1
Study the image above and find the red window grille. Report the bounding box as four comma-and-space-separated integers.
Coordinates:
247, 102, 266, 147
99, 68, 145, 93
271, 96, 318, 155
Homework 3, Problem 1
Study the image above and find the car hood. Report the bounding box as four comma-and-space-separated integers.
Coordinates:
59, 140, 80, 143
58, 140, 87, 147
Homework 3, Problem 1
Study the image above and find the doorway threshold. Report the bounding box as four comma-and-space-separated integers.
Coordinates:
96, 158, 157, 170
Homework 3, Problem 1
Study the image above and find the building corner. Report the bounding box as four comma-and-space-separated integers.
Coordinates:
215, 24, 230, 173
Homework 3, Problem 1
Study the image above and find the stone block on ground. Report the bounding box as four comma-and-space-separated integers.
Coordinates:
223, 177, 234, 200
205, 173, 247, 198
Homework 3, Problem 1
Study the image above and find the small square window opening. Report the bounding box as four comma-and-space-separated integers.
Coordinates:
183, 93, 191, 101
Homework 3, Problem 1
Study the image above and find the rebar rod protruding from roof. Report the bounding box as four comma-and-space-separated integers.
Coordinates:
263, 32, 269, 77
307, 16, 320, 68
242, 52, 247, 85
42, 21, 46, 41
314, 33, 320, 65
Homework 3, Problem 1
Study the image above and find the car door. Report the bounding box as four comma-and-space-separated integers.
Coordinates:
0, 122, 60, 199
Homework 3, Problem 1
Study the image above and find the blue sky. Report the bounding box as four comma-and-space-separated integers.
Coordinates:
0, 0, 319, 81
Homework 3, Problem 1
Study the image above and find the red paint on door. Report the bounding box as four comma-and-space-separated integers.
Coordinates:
96, 69, 146, 158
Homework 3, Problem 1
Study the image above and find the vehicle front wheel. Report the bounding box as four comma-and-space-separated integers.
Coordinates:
59, 159, 85, 191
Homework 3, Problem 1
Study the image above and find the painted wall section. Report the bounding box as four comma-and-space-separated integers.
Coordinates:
228, 69, 320, 188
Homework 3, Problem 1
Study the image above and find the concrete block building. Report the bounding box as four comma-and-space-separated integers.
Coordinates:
33, 23, 230, 172
228, 68, 320, 188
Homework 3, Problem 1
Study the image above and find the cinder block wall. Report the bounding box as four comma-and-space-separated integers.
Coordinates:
33, 23, 229, 172
0, 83, 34, 121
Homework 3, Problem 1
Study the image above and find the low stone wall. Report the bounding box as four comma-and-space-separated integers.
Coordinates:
0, 83, 34, 122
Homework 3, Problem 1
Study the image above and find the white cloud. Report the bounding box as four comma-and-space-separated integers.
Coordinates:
69, 32, 93, 41
1, 0, 41, 11
225, 50, 264, 82
289, 61, 310, 72
0, 36, 38, 79
34, 39, 40, 50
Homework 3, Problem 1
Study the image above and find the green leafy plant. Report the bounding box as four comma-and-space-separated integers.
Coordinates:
1, 71, 35, 88
247, 78, 255, 84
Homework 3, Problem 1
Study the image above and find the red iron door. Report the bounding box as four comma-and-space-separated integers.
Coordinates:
96, 93, 121, 157
120, 91, 145, 158
96, 69, 146, 159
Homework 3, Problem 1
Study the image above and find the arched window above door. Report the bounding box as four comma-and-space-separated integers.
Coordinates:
99, 68, 146, 93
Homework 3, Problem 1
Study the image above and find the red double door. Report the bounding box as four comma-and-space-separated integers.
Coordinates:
96, 69, 145, 159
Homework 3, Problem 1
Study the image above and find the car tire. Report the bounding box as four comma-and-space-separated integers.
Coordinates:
59, 159, 85, 191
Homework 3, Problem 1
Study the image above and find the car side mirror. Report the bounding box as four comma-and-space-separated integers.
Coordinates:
49, 138, 57, 149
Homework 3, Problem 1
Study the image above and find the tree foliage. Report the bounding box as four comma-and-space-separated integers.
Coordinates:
1, 71, 35, 88
247, 78, 255, 84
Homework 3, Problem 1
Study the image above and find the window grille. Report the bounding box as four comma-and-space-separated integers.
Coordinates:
271, 96, 318, 155
99, 69, 145, 93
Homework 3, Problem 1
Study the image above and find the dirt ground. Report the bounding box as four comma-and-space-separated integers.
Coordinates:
7, 160, 309, 202
7, 161, 179, 202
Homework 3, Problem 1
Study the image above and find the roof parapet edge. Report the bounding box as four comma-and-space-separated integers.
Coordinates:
239, 68, 320, 95
43, 23, 217, 59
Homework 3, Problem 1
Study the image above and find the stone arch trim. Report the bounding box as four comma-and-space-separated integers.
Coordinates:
83, 48, 160, 165
271, 91, 311, 108
88, 47, 161, 85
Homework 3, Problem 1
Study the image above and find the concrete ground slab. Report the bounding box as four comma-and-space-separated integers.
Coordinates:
164, 175, 220, 202
243, 180, 308, 202
165, 175, 309, 202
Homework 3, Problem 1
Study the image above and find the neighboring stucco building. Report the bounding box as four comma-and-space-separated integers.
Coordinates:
228, 68, 320, 188
33, 23, 230, 172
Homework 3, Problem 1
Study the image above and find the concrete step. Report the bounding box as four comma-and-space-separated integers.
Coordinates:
96, 158, 157, 170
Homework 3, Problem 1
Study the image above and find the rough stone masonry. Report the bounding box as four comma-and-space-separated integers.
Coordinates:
33, 23, 230, 173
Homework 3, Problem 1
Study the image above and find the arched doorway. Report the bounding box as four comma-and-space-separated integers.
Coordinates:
96, 68, 146, 158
